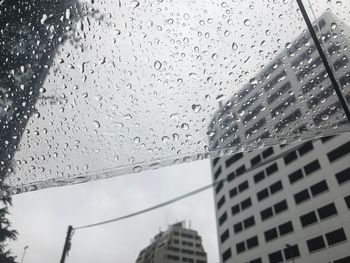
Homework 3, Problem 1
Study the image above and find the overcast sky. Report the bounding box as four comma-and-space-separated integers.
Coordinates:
8, 159, 220, 263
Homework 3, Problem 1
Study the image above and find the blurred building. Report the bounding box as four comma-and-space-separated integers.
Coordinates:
209, 13, 350, 263
135, 222, 207, 263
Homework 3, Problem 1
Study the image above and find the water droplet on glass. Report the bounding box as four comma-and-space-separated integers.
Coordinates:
154, 60, 162, 70
130, 0, 140, 8
191, 104, 202, 113
92, 121, 100, 128
133, 166, 142, 173
232, 42, 238, 50
162, 136, 170, 143
181, 123, 189, 130
244, 19, 251, 26
134, 137, 141, 143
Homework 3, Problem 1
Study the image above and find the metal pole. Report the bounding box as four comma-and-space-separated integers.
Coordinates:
20, 245, 28, 263
296, 0, 350, 123
60, 225, 74, 263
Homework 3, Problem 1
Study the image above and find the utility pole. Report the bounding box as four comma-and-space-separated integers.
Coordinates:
20, 245, 29, 263
60, 225, 74, 263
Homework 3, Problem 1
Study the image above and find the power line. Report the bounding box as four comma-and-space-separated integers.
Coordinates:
74, 179, 224, 230
74, 141, 306, 230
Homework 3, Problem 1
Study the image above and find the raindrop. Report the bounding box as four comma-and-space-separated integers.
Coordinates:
244, 19, 251, 26
133, 166, 142, 173
162, 136, 170, 143
331, 23, 337, 30
232, 42, 238, 50
134, 137, 141, 143
167, 18, 174, 24
154, 60, 162, 70
212, 53, 218, 61
191, 104, 202, 113
92, 121, 100, 128
130, 0, 140, 8
181, 123, 189, 130
172, 133, 179, 141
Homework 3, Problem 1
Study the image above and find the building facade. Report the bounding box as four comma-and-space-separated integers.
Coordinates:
209, 13, 350, 263
135, 222, 207, 263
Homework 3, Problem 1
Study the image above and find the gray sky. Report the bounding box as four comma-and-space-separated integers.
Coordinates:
8, 159, 220, 263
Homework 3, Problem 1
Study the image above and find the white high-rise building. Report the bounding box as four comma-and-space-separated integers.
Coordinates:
135, 222, 207, 263
209, 13, 350, 263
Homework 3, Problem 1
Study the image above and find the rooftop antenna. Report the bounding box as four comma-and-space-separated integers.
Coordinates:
189, 220, 192, 229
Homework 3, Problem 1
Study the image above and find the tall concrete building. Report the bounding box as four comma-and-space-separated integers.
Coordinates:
209, 13, 350, 263
135, 222, 207, 263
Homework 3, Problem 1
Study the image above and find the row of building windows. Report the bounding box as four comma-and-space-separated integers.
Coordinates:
233, 215, 255, 234
260, 200, 288, 221
294, 179, 329, 205
253, 162, 279, 184
236, 235, 259, 254
257, 180, 283, 202
288, 159, 320, 184
300, 202, 338, 228
269, 244, 300, 263
250, 147, 275, 167
231, 197, 252, 216
264, 221, 294, 242
306, 227, 347, 253
166, 254, 206, 263
228, 180, 248, 199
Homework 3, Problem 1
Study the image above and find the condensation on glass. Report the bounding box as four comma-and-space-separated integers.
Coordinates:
0, 0, 349, 194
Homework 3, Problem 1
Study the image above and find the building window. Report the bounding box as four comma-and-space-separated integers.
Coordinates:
270, 181, 283, 194
266, 163, 278, 176
321, 136, 335, 143
229, 187, 237, 198
246, 236, 259, 249
278, 221, 294, 236
310, 180, 329, 197
335, 167, 350, 185
304, 160, 321, 175
306, 235, 326, 252
225, 152, 243, 168
250, 258, 262, 263
222, 248, 232, 262
251, 155, 261, 166
274, 200, 288, 214
241, 198, 252, 210
284, 151, 298, 165
236, 165, 246, 176
212, 157, 220, 167
325, 228, 347, 246
254, 171, 265, 184
327, 141, 350, 162
234, 222, 243, 233
167, 255, 180, 260
283, 244, 300, 260
217, 196, 226, 210
231, 204, 240, 216
219, 212, 228, 226
220, 229, 230, 244
215, 181, 223, 194
268, 250, 283, 263
262, 147, 274, 159
264, 228, 278, 242
317, 203, 337, 220
288, 169, 303, 184
214, 167, 222, 180
261, 207, 273, 221
257, 188, 269, 201
298, 141, 314, 156
300, 211, 318, 227
244, 216, 255, 229
334, 256, 350, 263
238, 181, 249, 193
236, 241, 246, 254
227, 171, 235, 182
345, 195, 350, 209
294, 189, 310, 204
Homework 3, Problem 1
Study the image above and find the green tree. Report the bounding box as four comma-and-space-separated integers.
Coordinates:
0, 185, 18, 263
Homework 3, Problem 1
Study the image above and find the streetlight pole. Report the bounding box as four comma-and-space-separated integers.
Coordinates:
60, 225, 74, 263
20, 245, 29, 263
